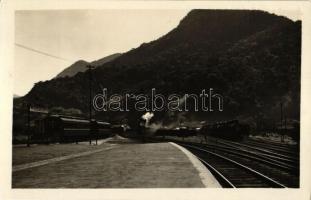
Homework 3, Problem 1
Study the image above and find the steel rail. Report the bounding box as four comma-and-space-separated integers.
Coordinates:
217, 140, 298, 161
204, 143, 298, 169
181, 143, 287, 188
196, 157, 236, 188
243, 140, 299, 154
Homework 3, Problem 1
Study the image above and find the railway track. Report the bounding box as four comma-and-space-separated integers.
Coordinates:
203, 136, 299, 163
246, 138, 298, 148
176, 141, 299, 187
150, 136, 299, 187
201, 143, 298, 172
180, 143, 286, 188
208, 138, 299, 163
242, 139, 299, 156
216, 139, 299, 161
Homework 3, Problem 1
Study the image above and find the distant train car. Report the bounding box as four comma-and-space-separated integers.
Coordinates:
111, 124, 127, 134
200, 120, 250, 140
44, 115, 91, 142
122, 118, 147, 138
155, 128, 177, 137
33, 115, 112, 143
155, 126, 197, 138
33, 118, 46, 139
94, 121, 112, 138
174, 127, 197, 137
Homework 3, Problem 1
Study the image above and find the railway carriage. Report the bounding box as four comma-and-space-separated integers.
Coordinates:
33, 115, 112, 143
44, 115, 91, 142
94, 121, 112, 138
155, 126, 197, 138
200, 120, 250, 140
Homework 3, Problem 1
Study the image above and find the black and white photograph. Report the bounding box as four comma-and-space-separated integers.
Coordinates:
1, 1, 311, 200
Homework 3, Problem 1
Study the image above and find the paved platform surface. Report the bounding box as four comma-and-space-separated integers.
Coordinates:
12, 137, 220, 188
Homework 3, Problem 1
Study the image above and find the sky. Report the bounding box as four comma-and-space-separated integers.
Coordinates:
14, 9, 301, 96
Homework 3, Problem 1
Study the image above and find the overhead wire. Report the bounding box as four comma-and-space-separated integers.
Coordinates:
15, 43, 73, 62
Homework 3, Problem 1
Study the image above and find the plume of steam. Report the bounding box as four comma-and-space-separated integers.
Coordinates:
141, 112, 154, 127
149, 122, 163, 133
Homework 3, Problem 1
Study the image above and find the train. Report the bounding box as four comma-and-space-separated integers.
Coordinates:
31, 115, 250, 143
33, 115, 114, 143
152, 120, 250, 140
155, 127, 197, 138
200, 120, 250, 140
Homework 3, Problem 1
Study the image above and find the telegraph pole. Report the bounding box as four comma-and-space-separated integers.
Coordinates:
280, 102, 283, 128
26, 103, 31, 147
280, 102, 283, 142
87, 65, 95, 145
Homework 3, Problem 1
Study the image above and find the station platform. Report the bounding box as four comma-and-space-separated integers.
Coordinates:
12, 136, 221, 188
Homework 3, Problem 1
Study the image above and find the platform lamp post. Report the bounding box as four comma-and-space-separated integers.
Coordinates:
87, 64, 95, 145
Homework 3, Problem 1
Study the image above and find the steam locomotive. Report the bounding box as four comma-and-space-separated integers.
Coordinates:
126, 118, 249, 141
200, 120, 250, 140
33, 115, 113, 143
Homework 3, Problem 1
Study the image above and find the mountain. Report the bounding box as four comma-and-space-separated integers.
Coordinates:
55, 60, 89, 78
13, 94, 20, 99
55, 53, 121, 78
20, 10, 301, 127
91, 53, 122, 67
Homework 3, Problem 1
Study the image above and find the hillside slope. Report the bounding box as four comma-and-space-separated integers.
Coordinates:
55, 53, 121, 78
20, 10, 301, 126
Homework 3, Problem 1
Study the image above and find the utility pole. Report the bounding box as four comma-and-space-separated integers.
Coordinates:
280, 102, 283, 128
280, 102, 283, 142
26, 103, 31, 147
284, 115, 287, 132
283, 115, 287, 143
87, 65, 95, 145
